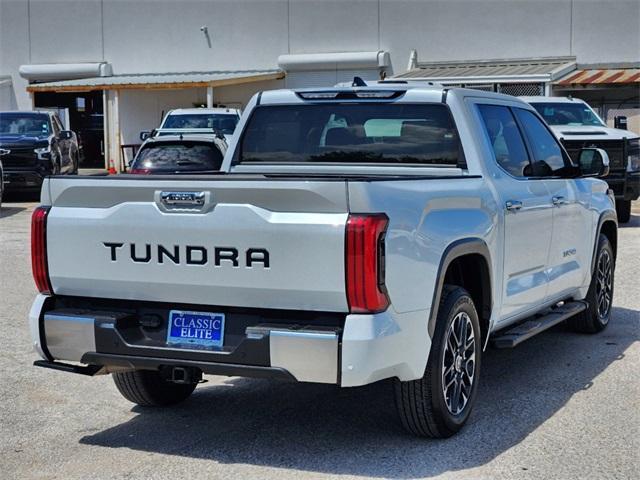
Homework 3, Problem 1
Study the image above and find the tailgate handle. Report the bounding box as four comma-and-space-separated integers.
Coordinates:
160, 191, 206, 207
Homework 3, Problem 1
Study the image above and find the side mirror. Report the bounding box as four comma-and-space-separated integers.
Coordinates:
614, 116, 628, 130
139, 131, 151, 141
578, 148, 610, 178
59, 130, 73, 140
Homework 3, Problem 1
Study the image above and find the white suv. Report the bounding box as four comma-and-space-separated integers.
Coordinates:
144, 108, 241, 141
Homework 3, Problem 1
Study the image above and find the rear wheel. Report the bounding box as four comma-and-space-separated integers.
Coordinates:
569, 234, 614, 333
113, 370, 197, 407
615, 199, 631, 223
395, 285, 481, 438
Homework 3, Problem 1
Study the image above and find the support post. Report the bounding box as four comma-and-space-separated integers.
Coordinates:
206, 86, 214, 107
105, 89, 122, 173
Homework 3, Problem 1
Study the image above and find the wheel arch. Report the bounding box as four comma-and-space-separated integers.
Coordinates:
593, 211, 618, 273
428, 238, 492, 347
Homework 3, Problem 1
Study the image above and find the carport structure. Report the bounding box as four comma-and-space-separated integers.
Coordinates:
394, 55, 577, 97
25, 69, 285, 171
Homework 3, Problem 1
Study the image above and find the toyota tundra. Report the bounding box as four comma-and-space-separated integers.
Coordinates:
29, 82, 618, 438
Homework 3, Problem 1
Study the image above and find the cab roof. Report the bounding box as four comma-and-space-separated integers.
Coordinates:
141, 134, 227, 153
166, 107, 240, 115
258, 82, 533, 107
520, 96, 588, 104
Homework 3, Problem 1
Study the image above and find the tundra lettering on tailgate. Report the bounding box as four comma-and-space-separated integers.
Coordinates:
102, 242, 270, 268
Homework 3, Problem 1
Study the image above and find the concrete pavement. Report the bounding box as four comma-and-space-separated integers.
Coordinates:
0, 200, 638, 480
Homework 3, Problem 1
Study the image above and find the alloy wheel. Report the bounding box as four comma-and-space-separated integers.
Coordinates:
596, 249, 613, 322
441, 311, 476, 415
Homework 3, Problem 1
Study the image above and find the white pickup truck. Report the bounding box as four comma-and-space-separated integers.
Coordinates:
30, 82, 618, 438
522, 96, 640, 223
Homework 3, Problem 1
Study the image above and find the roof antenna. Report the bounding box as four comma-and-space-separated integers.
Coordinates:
352, 76, 367, 87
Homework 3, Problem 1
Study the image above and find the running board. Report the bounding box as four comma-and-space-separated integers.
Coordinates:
491, 301, 587, 349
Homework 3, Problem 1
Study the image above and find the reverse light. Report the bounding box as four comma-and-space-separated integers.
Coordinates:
31, 206, 52, 295
345, 213, 389, 313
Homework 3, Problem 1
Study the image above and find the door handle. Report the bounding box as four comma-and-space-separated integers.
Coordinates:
552, 196, 568, 206
505, 200, 523, 211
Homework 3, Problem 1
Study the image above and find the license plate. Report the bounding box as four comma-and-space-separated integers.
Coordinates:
166, 310, 225, 348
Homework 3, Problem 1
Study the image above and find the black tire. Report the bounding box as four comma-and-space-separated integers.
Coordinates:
569, 234, 614, 333
113, 370, 196, 407
395, 285, 481, 438
71, 153, 79, 174
615, 199, 631, 223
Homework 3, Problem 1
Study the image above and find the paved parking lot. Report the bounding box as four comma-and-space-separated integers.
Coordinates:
1, 197, 638, 480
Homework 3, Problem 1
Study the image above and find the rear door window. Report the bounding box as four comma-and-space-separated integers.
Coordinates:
477, 105, 530, 177
239, 103, 462, 166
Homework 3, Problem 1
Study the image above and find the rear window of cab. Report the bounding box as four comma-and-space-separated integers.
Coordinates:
238, 103, 462, 166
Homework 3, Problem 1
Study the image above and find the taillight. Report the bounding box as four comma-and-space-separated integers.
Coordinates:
129, 168, 151, 174
345, 213, 389, 313
31, 206, 52, 295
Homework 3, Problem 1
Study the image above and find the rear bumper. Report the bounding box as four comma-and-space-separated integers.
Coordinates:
30, 294, 430, 387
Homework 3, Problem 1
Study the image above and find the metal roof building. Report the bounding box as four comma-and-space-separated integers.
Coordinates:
1, 0, 637, 171
25, 70, 285, 92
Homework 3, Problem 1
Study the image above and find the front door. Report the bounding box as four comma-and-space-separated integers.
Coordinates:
511, 107, 593, 299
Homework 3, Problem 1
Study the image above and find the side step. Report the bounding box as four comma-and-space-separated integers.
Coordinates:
491, 301, 587, 349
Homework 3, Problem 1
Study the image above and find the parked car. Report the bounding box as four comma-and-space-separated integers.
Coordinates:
522, 96, 639, 223
128, 132, 227, 174
0, 111, 79, 192
140, 107, 241, 142
29, 83, 617, 439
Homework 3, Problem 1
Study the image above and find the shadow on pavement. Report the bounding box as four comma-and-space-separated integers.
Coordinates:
619, 212, 639, 228
80, 306, 638, 478
0, 205, 26, 219
1, 190, 40, 203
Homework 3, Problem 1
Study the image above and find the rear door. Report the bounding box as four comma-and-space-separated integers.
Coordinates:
45, 177, 349, 312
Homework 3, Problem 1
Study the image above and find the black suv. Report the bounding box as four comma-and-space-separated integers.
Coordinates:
0, 111, 79, 192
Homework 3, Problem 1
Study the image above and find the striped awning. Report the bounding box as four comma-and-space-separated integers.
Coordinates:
555, 68, 640, 86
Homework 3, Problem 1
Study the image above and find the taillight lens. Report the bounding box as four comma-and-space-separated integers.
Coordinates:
31, 206, 52, 295
129, 168, 151, 174
345, 213, 389, 313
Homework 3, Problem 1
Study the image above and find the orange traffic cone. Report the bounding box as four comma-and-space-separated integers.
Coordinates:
107, 159, 117, 175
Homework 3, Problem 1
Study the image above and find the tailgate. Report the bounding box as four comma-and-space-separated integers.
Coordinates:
45, 177, 349, 312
